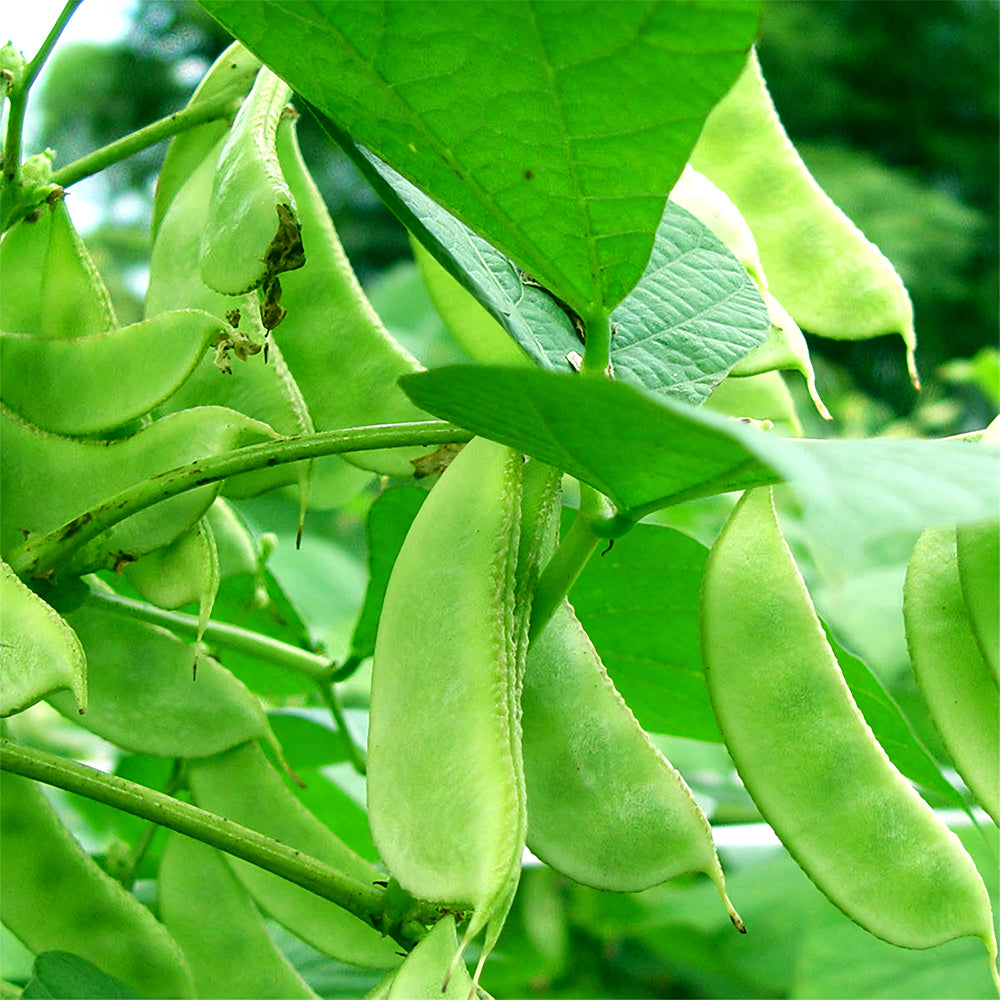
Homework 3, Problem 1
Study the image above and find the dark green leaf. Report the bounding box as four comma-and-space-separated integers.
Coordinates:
349, 486, 426, 662
351, 150, 769, 404
23, 952, 141, 999
199, 0, 760, 312
569, 519, 719, 741
828, 631, 964, 809
401, 366, 783, 515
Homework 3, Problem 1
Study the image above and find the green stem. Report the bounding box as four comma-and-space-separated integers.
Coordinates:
3, 2, 81, 172
50, 91, 243, 191
528, 484, 619, 641
316, 680, 367, 775
9, 420, 471, 579
580, 304, 612, 375
86, 587, 334, 682
0, 738, 423, 947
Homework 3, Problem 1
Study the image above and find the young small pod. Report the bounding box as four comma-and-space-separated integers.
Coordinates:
200, 67, 303, 296
522, 599, 743, 929
701, 487, 999, 989
367, 436, 526, 987
0, 195, 117, 338
365, 916, 476, 1000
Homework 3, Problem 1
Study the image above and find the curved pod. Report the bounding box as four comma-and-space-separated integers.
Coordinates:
701, 487, 998, 981
367, 437, 525, 973
523, 599, 742, 927
904, 527, 999, 824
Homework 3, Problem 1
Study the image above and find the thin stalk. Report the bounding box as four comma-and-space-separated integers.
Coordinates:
316, 680, 367, 775
87, 588, 334, 682
50, 91, 242, 191
3, 2, 82, 182
115, 760, 184, 890
0, 739, 424, 947
9, 420, 471, 579
528, 483, 617, 641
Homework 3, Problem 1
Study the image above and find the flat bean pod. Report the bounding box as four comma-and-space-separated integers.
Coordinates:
1, 403, 275, 574
368, 437, 526, 984
274, 113, 431, 478
701, 487, 998, 985
691, 50, 917, 385
0, 196, 117, 338
0, 768, 195, 998
956, 519, 999, 684
187, 739, 402, 970
159, 831, 318, 998
904, 527, 999, 824
152, 41, 262, 238
46, 600, 270, 757
522, 599, 742, 928
1, 309, 223, 436
200, 68, 302, 296
370, 915, 475, 999
1, 559, 86, 716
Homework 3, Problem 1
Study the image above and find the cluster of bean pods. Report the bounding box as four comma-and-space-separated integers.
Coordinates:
366, 437, 745, 994
701, 487, 999, 992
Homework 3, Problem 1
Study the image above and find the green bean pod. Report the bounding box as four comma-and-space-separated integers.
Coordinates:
1, 559, 86, 717
691, 50, 918, 386
904, 527, 999, 824
702, 487, 998, 985
522, 600, 743, 928
1, 403, 276, 574
367, 437, 526, 985
0, 309, 223, 436
0, 195, 117, 338
187, 739, 402, 970
367, 915, 476, 999
273, 112, 431, 478
159, 831, 318, 998
0, 768, 195, 998
200, 67, 303, 296
152, 41, 262, 238
46, 600, 269, 758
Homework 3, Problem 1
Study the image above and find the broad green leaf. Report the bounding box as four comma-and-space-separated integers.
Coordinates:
401, 366, 784, 516
350, 486, 427, 663
568, 520, 718, 741
348, 151, 769, 404
401, 366, 999, 580
1, 311, 223, 437
0, 561, 86, 716
199, 0, 761, 313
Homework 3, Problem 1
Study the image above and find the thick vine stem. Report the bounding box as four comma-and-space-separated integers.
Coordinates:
8, 420, 472, 579
0, 738, 431, 949
528, 483, 622, 642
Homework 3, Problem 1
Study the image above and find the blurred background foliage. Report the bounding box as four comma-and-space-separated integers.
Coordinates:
30, 0, 999, 436
7, 3, 998, 998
